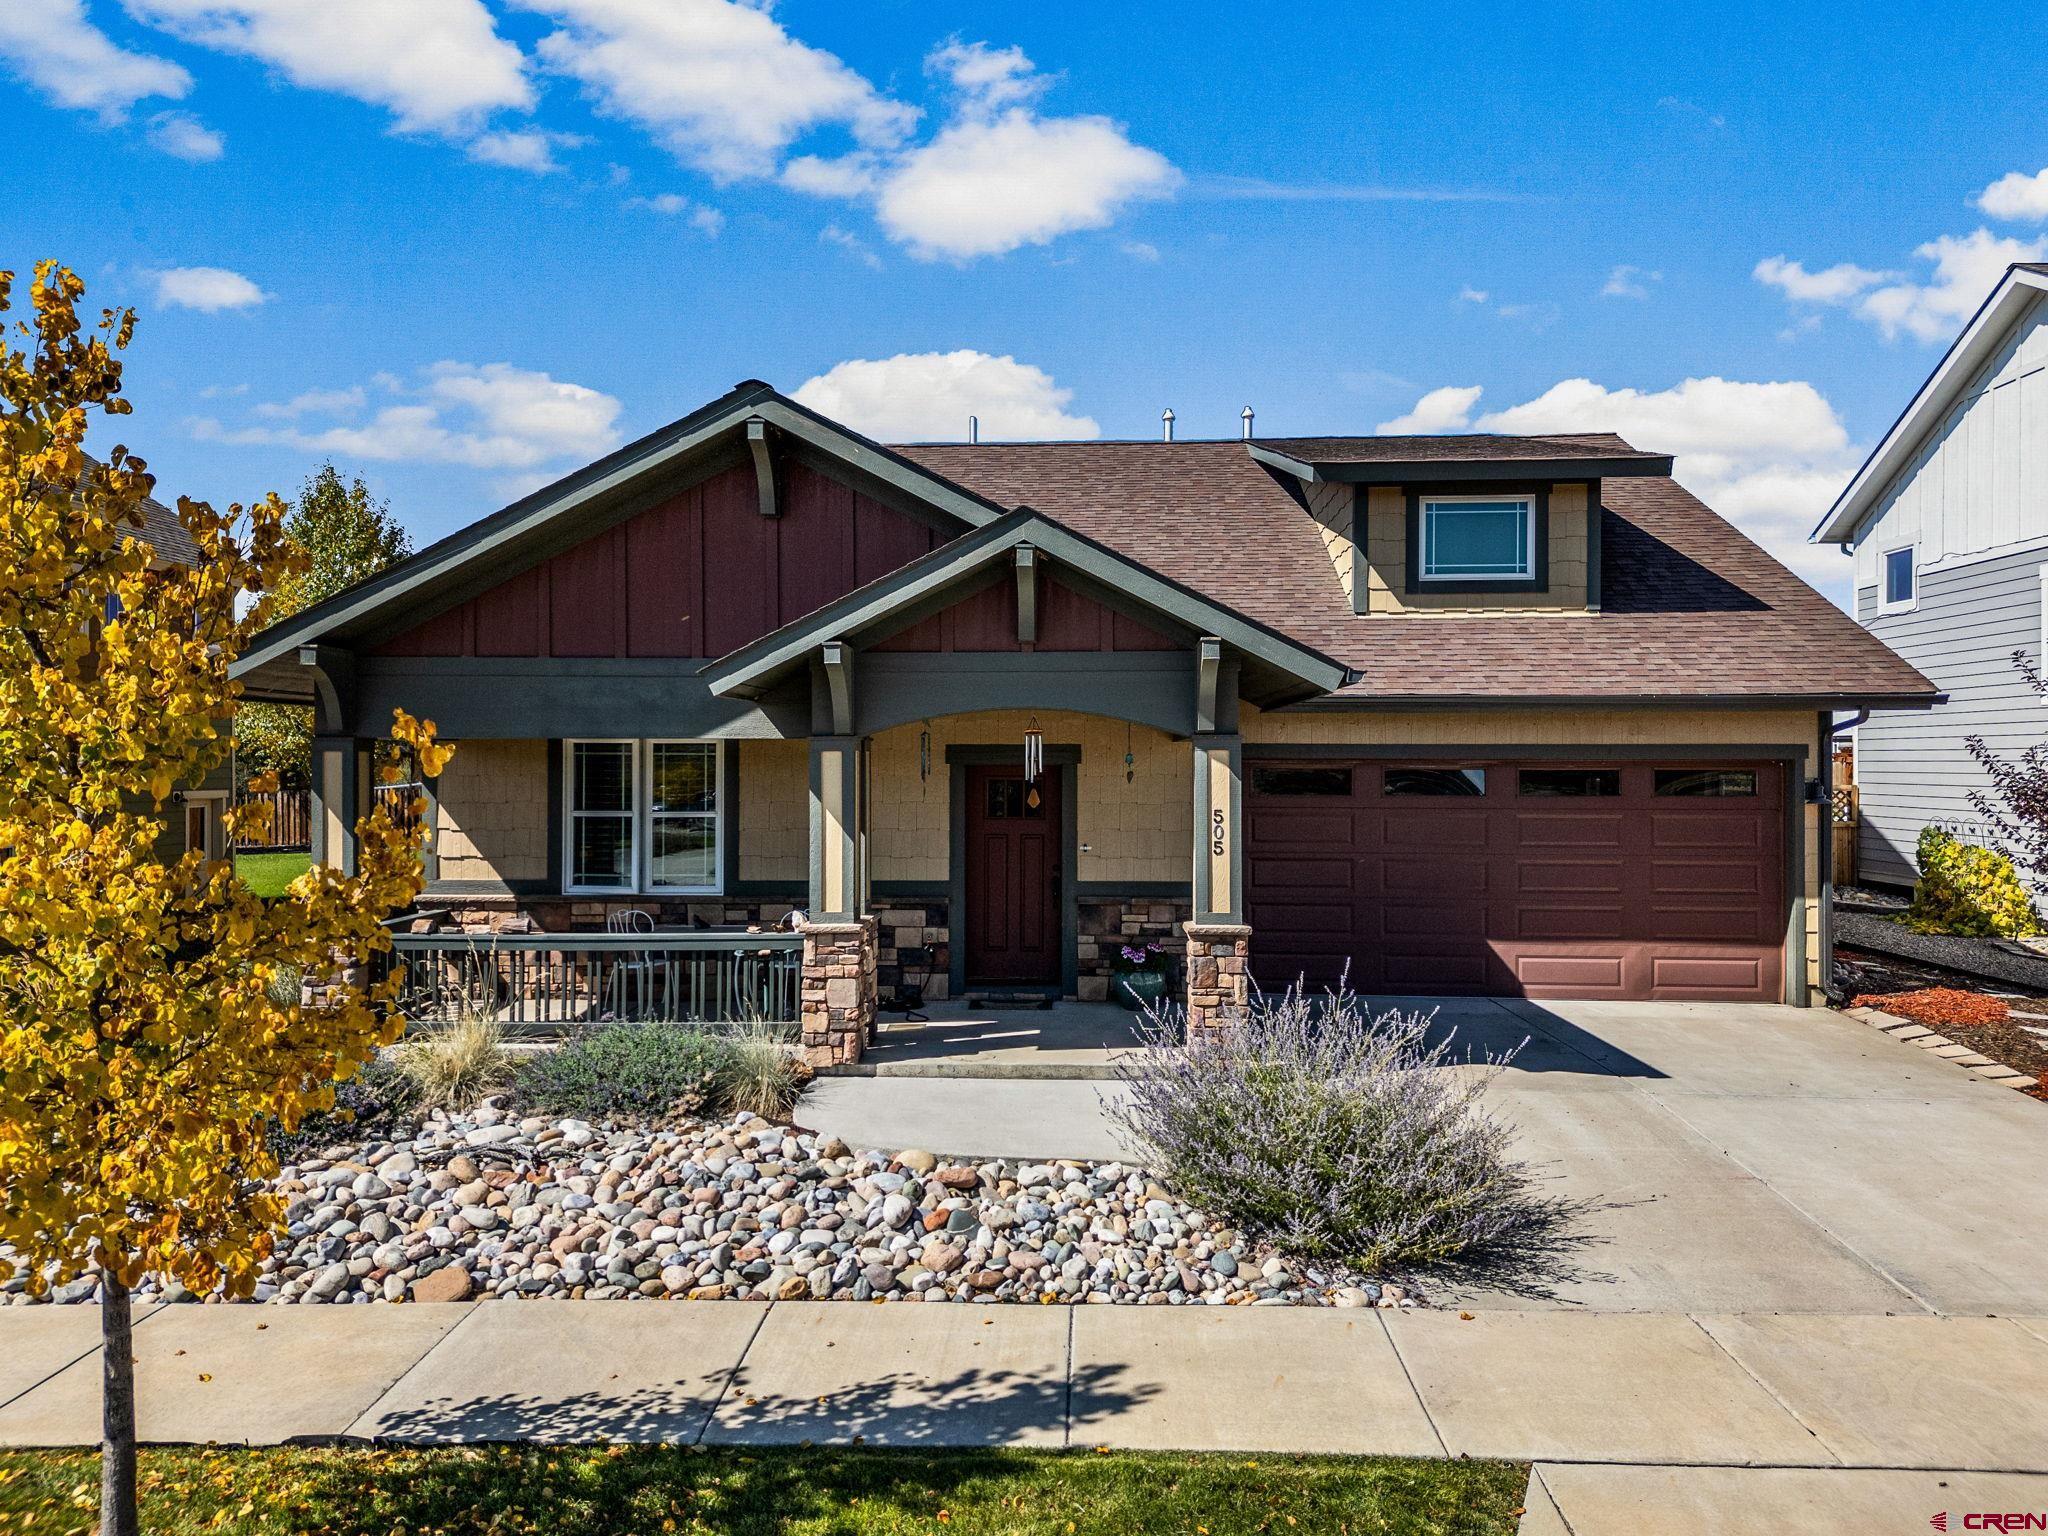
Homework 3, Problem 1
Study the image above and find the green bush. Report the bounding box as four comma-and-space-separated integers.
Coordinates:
516, 1023, 731, 1120
1906, 827, 2042, 938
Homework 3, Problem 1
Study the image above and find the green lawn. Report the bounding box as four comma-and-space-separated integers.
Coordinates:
234, 851, 310, 897
0, 1446, 1528, 1536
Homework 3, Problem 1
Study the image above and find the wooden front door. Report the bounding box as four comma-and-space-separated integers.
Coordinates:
964, 764, 1063, 986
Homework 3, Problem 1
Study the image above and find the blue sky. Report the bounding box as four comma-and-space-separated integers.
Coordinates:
4, 0, 2046, 605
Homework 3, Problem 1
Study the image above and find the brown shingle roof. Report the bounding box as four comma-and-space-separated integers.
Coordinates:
1254, 431, 1666, 465
895, 438, 1933, 705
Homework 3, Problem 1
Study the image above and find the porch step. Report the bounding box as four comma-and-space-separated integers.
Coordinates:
962, 991, 1058, 1010
817, 1059, 1119, 1081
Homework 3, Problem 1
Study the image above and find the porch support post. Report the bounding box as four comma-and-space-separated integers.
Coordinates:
309, 735, 372, 874
801, 733, 874, 1066
1186, 727, 1249, 1035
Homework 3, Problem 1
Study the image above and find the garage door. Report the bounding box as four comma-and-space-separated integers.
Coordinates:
1245, 759, 1786, 1002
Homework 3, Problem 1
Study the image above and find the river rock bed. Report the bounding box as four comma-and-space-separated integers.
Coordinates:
3, 1104, 1420, 1310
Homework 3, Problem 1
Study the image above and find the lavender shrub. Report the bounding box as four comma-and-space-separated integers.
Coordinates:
1107, 981, 1584, 1272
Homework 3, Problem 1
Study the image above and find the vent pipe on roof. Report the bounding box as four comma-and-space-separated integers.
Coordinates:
968, 415, 979, 444
1241, 405, 1255, 440
1161, 407, 1175, 443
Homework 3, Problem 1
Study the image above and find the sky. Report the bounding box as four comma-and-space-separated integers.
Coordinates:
4, 0, 2047, 608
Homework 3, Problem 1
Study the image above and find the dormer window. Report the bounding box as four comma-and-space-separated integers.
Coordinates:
1418, 494, 1537, 582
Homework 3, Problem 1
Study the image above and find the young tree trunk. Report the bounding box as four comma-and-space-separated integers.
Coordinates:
99, 1269, 140, 1536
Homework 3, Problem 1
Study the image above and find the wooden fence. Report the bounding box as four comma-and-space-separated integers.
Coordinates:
232, 782, 423, 851
232, 788, 309, 851
1831, 784, 1859, 887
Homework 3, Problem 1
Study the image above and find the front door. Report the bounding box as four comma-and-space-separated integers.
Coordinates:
964, 764, 1063, 986
184, 799, 217, 860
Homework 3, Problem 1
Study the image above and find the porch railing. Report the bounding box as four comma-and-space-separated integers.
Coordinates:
377, 928, 803, 1038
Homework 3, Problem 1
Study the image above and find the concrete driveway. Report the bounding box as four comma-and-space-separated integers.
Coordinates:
804, 993, 2048, 1316
1392, 994, 2048, 1316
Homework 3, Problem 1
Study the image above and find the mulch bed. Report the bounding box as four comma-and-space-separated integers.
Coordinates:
1837, 948, 2048, 1100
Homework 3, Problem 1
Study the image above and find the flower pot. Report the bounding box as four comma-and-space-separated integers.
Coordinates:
1112, 969, 1169, 1011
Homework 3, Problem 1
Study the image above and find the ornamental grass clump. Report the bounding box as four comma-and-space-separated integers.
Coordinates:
1107, 982, 1584, 1273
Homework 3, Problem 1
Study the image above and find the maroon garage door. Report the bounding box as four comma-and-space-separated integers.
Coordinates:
1245, 760, 1786, 1002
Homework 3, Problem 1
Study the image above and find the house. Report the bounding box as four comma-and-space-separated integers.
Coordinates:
230, 380, 1934, 1063
114, 463, 234, 863
1811, 262, 2048, 890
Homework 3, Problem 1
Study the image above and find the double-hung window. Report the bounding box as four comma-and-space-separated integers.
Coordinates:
565, 739, 722, 894
1419, 494, 1536, 582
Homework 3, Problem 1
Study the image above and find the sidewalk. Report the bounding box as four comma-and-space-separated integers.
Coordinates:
5, 1303, 2047, 1470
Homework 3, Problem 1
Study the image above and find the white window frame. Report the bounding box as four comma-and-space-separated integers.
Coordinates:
563, 737, 724, 896
1878, 543, 1917, 613
645, 739, 723, 895
1418, 494, 1537, 583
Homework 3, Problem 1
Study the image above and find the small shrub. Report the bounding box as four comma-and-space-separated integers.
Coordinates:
1905, 826, 2042, 938
390, 1015, 514, 1111
1106, 982, 1584, 1273
719, 1021, 807, 1119
517, 1023, 731, 1121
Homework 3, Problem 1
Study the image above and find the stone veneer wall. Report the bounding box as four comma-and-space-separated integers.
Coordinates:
1077, 896, 1191, 1002
1183, 922, 1251, 1034
872, 900, 951, 1005
799, 917, 875, 1068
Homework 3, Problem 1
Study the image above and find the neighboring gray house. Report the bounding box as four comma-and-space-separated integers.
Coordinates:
1813, 262, 2048, 888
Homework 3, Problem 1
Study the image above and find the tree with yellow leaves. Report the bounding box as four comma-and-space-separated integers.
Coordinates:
0, 263, 452, 1536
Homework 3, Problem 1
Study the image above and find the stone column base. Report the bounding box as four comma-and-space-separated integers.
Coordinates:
799, 917, 877, 1068
1183, 922, 1252, 1035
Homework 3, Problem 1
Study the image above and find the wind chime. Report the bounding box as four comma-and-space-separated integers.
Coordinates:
1022, 715, 1045, 809
918, 720, 932, 790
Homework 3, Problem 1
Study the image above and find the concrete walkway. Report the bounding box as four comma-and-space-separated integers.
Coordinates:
5, 1302, 2047, 1474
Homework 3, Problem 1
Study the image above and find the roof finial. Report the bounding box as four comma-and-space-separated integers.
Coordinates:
1161, 407, 1175, 443
1241, 405, 1255, 440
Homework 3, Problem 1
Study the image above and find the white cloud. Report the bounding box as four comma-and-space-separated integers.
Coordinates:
518, 0, 916, 182
0, 0, 190, 118
197, 361, 624, 471
1456, 285, 1489, 304
145, 108, 223, 159
1601, 264, 1660, 300
1978, 167, 2048, 222
122, 0, 532, 135
1119, 239, 1160, 262
1857, 229, 2046, 342
780, 152, 880, 197
819, 223, 881, 269
466, 127, 583, 174
1756, 230, 2045, 343
1753, 255, 1892, 304
864, 39, 1177, 261
926, 38, 1045, 112
1418, 375, 1856, 594
253, 385, 365, 419
154, 265, 270, 311
1376, 384, 1483, 434
793, 351, 1096, 441
625, 191, 723, 233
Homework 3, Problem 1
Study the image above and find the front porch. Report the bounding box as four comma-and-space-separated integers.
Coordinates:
838, 997, 1145, 1078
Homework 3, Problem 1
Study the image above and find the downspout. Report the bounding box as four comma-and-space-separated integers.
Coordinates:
1818, 709, 1870, 1004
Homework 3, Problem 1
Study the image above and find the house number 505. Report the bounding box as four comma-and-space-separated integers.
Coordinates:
1210, 807, 1227, 857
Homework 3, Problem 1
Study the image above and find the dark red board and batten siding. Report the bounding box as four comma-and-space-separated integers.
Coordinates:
374, 461, 947, 660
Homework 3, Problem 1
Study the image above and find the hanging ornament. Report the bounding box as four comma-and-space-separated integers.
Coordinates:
1124, 722, 1135, 785
1023, 715, 1044, 807
918, 720, 932, 787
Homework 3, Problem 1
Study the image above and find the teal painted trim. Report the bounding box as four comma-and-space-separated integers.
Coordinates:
545, 740, 564, 894
1077, 881, 1191, 899
356, 658, 808, 742
1251, 445, 1672, 484
720, 740, 740, 893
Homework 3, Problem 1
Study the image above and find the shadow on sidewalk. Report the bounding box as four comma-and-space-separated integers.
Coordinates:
362, 1357, 1158, 1448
